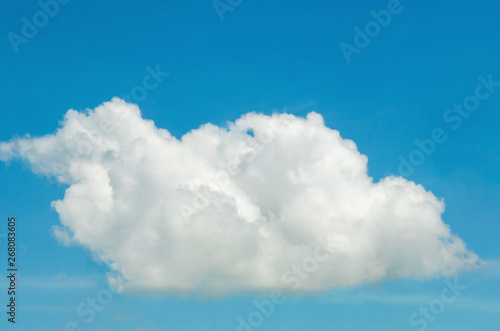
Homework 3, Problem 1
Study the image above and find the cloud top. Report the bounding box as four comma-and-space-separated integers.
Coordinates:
0, 98, 480, 296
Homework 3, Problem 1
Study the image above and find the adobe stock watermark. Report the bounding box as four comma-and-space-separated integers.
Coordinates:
50, 115, 115, 176
397, 74, 499, 177
213, 0, 243, 21
339, 0, 408, 64
52, 65, 168, 178
63, 273, 129, 331
236, 239, 340, 330
408, 277, 467, 331
120, 65, 170, 103
52, 64, 170, 173
178, 110, 293, 222
7, 0, 72, 54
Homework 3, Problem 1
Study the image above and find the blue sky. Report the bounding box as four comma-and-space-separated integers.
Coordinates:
0, 0, 500, 330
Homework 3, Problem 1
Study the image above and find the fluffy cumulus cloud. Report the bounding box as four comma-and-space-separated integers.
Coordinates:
0, 98, 480, 296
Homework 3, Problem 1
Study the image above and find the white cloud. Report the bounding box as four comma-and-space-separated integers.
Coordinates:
0, 98, 481, 296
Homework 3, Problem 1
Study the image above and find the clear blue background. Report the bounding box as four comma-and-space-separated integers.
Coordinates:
0, 0, 499, 330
